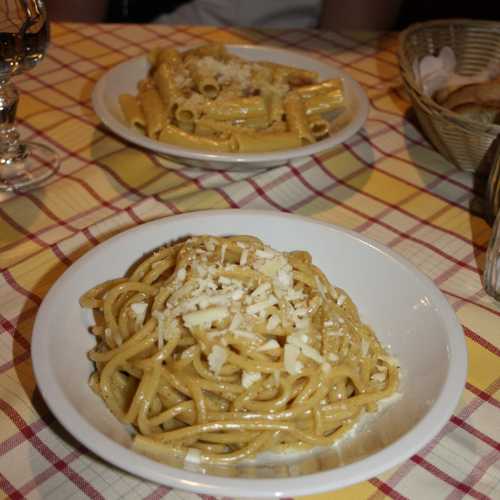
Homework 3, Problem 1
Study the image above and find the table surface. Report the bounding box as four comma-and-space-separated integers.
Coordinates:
0, 22, 499, 500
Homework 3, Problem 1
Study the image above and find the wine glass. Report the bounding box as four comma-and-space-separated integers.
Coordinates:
0, 0, 58, 191
484, 137, 500, 300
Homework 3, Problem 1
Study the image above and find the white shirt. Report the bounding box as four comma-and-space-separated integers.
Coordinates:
155, 0, 323, 28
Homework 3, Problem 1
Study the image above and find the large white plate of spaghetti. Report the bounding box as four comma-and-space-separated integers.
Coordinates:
32, 210, 467, 498
92, 44, 369, 171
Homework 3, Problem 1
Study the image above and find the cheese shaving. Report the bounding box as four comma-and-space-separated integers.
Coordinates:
208, 345, 228, 374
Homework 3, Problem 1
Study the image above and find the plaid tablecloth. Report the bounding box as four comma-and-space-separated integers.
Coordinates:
0, 21, 499, 500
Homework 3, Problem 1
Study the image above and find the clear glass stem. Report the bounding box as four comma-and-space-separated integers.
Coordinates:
0, 80, 26, 162
0, 77, 59, 191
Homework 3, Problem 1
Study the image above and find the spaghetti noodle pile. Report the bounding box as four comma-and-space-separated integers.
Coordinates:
80, 235, 399, 465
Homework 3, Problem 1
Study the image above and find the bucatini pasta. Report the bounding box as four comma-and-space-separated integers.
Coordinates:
119, 44, 346, 152
80, 235, 400, 465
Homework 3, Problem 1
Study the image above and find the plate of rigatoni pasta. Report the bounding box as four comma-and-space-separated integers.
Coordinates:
92, 44, 369, 170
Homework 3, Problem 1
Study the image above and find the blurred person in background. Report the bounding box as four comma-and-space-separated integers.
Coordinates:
46, 0, 403, 30
47, 0, 499, 29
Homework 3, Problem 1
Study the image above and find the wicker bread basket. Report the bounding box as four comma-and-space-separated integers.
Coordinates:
398, 19, 500, 172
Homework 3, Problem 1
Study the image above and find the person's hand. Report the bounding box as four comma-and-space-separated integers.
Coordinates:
47, 0, 108, 21
320, 0, 402, 30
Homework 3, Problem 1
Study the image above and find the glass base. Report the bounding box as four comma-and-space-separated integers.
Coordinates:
0, 141, 59, 191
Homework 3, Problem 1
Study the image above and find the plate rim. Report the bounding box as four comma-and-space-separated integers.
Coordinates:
91, 44, 370, 165
31, 209, 467, 497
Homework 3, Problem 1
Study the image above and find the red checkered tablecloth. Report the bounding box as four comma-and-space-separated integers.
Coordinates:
0, 22, 498, 500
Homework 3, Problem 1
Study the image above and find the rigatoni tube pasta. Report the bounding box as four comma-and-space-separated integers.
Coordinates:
118, 44, 347, 153
80, 235, 400, 465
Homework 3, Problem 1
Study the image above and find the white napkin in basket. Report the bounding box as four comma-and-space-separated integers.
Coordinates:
412, 46, 498, 97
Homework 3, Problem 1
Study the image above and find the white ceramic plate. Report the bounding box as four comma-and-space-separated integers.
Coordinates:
32, 210, 467, 498
92, 45, 369, 170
